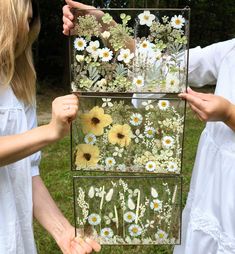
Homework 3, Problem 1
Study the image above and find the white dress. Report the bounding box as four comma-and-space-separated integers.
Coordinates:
174, 39, 235, 254
0, 85, 41, 254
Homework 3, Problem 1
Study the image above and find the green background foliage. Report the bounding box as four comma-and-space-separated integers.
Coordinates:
36, 0, 235, 86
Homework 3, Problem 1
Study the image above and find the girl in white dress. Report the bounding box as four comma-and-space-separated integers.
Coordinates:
63, 2, 235, 253
0, 0, 100, 253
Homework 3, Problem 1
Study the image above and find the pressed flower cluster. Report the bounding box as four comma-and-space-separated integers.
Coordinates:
71, 10, 188, 93
75, 177, 181, 245
73, 97, 184, 174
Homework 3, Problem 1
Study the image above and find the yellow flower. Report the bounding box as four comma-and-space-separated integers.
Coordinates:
108, 124, 132, 147
75, 144, 100, 168
80, 106, 112, 136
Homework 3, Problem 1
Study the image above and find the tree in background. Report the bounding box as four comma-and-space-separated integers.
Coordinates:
36, 0, 235, 87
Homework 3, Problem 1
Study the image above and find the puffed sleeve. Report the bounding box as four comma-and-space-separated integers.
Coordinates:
24, 104, 41, 177
186, 39, 235, 87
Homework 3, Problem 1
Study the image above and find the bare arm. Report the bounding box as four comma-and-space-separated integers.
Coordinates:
179, 87, 235, 131
0, 94, 78, 167
32, 176, 101, 254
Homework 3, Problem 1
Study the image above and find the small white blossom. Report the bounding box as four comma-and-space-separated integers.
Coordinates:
167, 161, 178, 173
155, 229, 168, 242
102, 98, 113, 107
86, 40, 100, 57
88, 213, 101, 225
117, 48, 134, 64
105, 157, 116, 168
162, 136, 174, 149
99, 47, 113, 62
101, 227, 114, 238
171, 15, 185, 29
132, 129, 144, 143
133, 76, 145, 89
74, 37, 87, 51
142, 100, 154, 110
150, 199, 162, 211
138, 40, 154, 52
158, 100, 170, 110
138, 11, 155, 27
145, 161, 156, 172
166, 73, 180, 92
128, 224, 142, 237
144, 126, 156, 138
130, 113, 143, 126
84, 133, 96, 145
113, 147, 124, 157
124, 211, 136, 223
145, 219, 154, 228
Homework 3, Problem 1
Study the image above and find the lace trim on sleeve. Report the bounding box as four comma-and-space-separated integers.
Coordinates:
190, 208, 235, 253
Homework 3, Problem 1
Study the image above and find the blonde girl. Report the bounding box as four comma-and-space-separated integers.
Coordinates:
0, 0, 100, 253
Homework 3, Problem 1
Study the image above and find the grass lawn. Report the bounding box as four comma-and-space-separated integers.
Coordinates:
34, 87, 207, 253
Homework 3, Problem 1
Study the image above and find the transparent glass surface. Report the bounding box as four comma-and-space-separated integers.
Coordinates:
71, 94, 185, 174
73, 176, 182, 245
70, 8, 190, 93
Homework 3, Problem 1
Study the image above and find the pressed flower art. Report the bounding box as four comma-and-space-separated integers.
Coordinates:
72, 96, 185, 174
70, 8, 189, 93
74, 176, 181, 245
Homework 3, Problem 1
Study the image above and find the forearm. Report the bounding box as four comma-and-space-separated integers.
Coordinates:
0, 124, 58, 166
224, 104, 235, 131
32, 176, 72, 243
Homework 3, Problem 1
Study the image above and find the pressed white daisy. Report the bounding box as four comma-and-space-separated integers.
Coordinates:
171, 15, 185, 29
105, 157, 116, 168
133, 76, 145, 89
117, 48, 134, 64
86, 40, 100, 56
124, 211, 136, 223
75, 54, 85, 62
88, 213, 101, 226
166, 73, 180, 92
128, 224, 142, 237
144, 126, 156, 138
155, 229, 168, 242
102, 98, 113, 108
145, 161, 156, 172
130, 113, 143, 126
132, 129, 144, 144
158, 100, 170, 110
142, 100, 154, 110
84, 133, 96, 145
150, 199, 162, 211
101, 227, 114, 238
138, 11, 155, 27
162, 136, 174, 149
167, 161, 178, 173
101, 31, 111, 39
138, 40, 153, 52
99, 47, 113, 62
113, 147, 124, 157
74, 37, 87, 51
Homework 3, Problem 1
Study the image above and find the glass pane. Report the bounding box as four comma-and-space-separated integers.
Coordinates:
73, 176, 182, 245
71, 95, 185, 174
70, 8, 190, 93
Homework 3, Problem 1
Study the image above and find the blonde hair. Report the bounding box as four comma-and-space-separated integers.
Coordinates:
0, 0, 40, 105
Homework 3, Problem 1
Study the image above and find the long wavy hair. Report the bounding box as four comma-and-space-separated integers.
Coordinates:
0, 0, 40, 105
